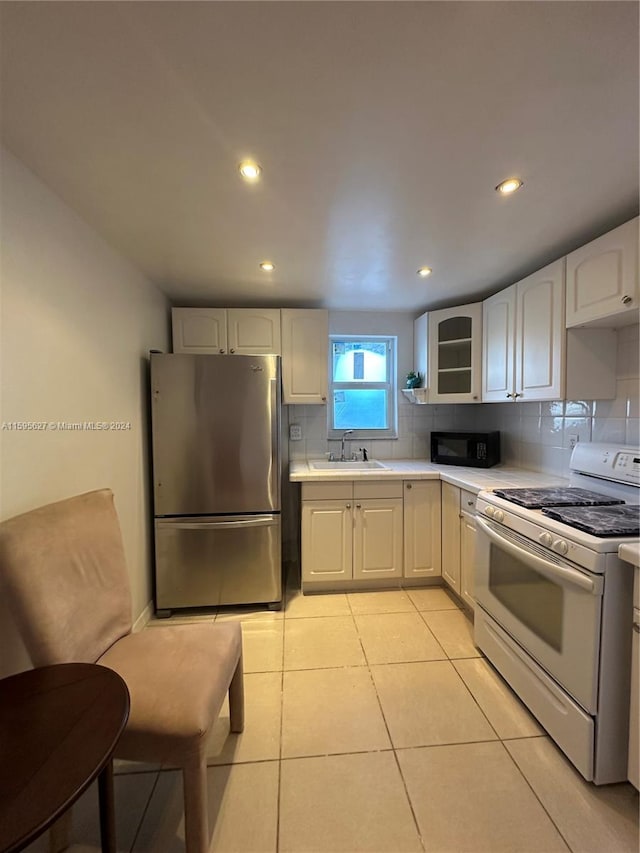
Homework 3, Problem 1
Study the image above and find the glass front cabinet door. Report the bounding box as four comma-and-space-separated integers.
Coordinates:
428, 303, 482, 403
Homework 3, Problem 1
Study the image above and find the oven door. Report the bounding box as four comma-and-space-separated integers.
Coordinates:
475, 516, 603, 713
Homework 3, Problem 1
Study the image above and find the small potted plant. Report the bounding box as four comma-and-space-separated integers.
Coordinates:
405, 371, 422, 389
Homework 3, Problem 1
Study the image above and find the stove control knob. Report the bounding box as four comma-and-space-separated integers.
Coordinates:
553, 539, 569, 555
484, 506, 495, 518
539, 532, 553, 547
493, 509, 504, 523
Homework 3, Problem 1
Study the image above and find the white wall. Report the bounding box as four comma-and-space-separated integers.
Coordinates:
288, 310, 435, 461
467, 323, 640, 473
287, 311, 639, 472
0, 149, 170, 676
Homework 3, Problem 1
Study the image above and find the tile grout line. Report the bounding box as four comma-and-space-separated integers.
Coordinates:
445, 629, 574, 849
499, 740, 575, 852
275, 601, 287, 853
448, 656, 502, 743
127, 769, 161, 853
349, 598, 427, 853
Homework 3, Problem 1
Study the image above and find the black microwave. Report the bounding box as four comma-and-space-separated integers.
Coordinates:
431, 431, 500, 468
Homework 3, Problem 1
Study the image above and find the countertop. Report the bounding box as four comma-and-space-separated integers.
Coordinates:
289, 459, 569, 495
618, 542, 640, 568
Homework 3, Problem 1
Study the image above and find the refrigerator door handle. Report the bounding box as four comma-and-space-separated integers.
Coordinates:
156, 515, 278, 531
270, 376, 280, 505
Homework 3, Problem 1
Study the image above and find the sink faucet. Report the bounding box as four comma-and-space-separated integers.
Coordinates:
340, 430, 354, 461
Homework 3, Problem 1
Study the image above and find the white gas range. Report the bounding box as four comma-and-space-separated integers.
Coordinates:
474, 443, 639, 785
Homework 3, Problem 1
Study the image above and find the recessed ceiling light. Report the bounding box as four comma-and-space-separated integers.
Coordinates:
496, 177, 523, 195
417, 267, 432, 277
259, 261, 275, 272
239, 161, 262, 181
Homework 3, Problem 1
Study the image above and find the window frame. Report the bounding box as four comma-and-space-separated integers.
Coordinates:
327, 334, 398, 440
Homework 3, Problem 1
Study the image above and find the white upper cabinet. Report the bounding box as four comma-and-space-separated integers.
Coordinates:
172, 308, 281, 354
566, 218, 639, 328
482, 285, 516, 403
172, 308, 227, 353
226, 309, 281, 354
482, 258, 616, 402
428, 303, 482, 403
516, 259, 566, 401
281, 309, 328, 405
482, 259, 566, 402
413, 311, 430, 402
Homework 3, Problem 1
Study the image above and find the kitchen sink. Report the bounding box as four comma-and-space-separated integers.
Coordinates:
310, 460, 388, 470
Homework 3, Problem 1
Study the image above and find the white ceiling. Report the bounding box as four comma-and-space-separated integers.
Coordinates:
1, 1, 638, 313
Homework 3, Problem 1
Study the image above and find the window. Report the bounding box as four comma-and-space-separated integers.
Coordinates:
328, 336, 397, 439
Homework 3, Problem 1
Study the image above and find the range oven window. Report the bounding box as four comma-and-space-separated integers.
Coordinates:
488, 544, 564, 652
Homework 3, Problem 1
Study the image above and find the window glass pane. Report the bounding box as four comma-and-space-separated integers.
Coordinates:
438, 340, 471, 370
438, 369, 472, 394
332, 341, 387, 382
333, 389, 388, 430
438, 317, 472, 342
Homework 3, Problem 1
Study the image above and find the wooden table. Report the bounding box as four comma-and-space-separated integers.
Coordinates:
0, 663, 130, 853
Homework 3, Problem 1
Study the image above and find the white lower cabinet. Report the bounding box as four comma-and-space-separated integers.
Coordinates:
353, 498, 403, 581
441, 482, 461, 593
460, 506, 477, 611
441, 482, 477, 610
403, 480, 441, 578
301, 481, 403, 590
301, 500, 352, 584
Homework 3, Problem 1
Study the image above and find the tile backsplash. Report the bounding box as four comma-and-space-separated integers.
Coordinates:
287, 323, 639, 477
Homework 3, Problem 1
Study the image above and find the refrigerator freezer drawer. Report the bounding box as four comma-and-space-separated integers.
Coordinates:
155, 515, 282, 610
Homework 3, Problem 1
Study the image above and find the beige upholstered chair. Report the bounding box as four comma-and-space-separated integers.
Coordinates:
0, 488, 244, 853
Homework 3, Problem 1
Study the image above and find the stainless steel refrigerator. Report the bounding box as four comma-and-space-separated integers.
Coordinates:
150, 353, 282, 615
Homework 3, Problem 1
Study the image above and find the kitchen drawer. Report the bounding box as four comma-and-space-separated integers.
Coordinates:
302, 482, 353, 501
354, 480, 403, 499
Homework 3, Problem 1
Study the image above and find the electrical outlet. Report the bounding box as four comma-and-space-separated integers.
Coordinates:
568, 434, 579, 450
289, 424, 303, 441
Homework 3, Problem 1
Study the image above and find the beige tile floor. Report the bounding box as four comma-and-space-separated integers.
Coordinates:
25, 587, 639, 853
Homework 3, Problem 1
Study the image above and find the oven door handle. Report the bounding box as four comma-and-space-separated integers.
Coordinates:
476, 516, 599, 594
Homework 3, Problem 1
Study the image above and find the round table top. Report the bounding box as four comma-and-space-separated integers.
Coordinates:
0, 662, 130, 853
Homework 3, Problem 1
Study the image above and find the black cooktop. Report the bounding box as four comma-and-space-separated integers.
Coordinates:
541, 504, 640, 537
492, 487, 624, 510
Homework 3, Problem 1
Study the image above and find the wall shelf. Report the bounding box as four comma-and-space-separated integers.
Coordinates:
401, 388, 428, 404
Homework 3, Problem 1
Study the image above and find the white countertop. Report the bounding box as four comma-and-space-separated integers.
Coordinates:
618, 542, 640, 568
289, 459, 569, 494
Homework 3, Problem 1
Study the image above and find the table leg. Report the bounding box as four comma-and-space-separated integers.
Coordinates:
98, 759, 116, 853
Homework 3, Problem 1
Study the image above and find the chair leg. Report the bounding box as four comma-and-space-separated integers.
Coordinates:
229, 652, 244, 733
183, 754, 209, 853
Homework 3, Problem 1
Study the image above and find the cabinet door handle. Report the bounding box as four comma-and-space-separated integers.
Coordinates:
356, 503, 362, 509
622, 295, 633, 305
219, 349, 225, 354
230, 348, 236, 353
346, 503, 351, 509
321, 396, 327, 402
406, 483, 412, 490
506, 393, 513, 399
